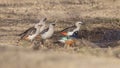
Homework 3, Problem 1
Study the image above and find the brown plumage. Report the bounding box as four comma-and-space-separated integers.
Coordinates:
18, 27, 37, 40
16, 18, 47, 46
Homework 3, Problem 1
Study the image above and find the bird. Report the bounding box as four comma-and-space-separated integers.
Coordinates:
40, 23, 56, 44
33, 22, 56, 49
57, 21, 84, 47
16, 18, 47, 45
61, 21, 83, 38
38, 18, 47, 32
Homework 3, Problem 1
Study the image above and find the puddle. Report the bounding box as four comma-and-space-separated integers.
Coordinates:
78, 28, 120, 48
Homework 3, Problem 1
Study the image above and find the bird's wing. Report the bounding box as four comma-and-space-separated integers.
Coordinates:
40, 28, 49, 34
60, 25, 76, 32
19, 27, 36, 39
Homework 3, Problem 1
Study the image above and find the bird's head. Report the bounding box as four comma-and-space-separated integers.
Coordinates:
35, 23, 43, 28
50, 20, 57, 27
38, 17, 47, 25
76, 21, 83, 25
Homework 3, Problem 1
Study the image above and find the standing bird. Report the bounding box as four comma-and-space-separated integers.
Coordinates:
40, 23, 56, 44
61, 21, 83, 37
33, 23, 56, 49
16, 18, 47, 45
58, 21, 84, 47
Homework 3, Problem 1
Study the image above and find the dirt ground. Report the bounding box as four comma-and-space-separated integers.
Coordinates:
0, 45, 120, 68
0, 0, 120, 68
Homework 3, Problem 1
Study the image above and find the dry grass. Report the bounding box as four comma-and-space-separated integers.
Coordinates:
0, 0, 120, 68
1, 45, 120, 68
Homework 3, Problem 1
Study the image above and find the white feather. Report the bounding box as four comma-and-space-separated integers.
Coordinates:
41, 24, 55, 39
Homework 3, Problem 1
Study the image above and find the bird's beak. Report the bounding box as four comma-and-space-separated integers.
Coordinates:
61, 32, 67, 36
